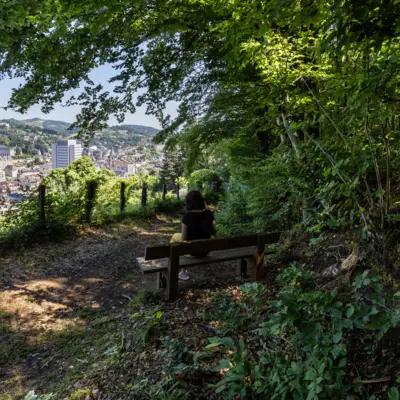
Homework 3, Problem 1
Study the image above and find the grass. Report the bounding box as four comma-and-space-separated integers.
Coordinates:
12, 309, 123, 397
0, 323, 11, 334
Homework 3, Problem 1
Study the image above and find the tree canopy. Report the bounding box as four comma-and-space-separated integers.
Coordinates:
2, 1, 399, 137
3, 0, 400, 232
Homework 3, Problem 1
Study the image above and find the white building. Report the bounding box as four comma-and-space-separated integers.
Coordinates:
52, 140, 83, 169
0, 145, 13, 160
4, 165, 17, 179
112, 162, 135, 177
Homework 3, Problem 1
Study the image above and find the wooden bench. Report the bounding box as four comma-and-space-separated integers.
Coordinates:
136, 233, 281, 301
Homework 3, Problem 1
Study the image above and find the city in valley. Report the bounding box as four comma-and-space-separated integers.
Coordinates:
0, 118, 164, 216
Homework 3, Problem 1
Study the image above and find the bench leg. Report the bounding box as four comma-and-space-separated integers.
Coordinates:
252, 239, 265, 281
157, 271, 167, 289
236, 258, 248, 278
246, 256, 256, 280
167, 246, 179, 301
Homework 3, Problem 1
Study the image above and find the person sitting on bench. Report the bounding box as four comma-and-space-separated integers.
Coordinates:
170, 190, 217, 281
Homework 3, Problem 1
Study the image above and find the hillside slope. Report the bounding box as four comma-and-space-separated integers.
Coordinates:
0, 118, 160, 153
1, 118, 159, 136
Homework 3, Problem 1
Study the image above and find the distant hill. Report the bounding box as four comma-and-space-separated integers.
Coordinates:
113, 124, 159, 136
1, 118, 75, 134
1, 118, 159, 136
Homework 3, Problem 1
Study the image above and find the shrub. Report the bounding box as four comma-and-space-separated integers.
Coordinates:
154, 196, 184, 213
208, 266, 400, 399
188, 169, 222, 190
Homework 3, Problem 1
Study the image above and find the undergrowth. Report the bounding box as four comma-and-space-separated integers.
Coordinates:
0, 197, 183, 252
21, 264, 400, 400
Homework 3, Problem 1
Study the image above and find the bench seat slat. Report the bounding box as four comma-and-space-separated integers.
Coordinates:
137, 257, 168, 273
137, 247, 278, 274
138, 246, 259, 274
145, 245, 170, 260
144, 233, 281, 260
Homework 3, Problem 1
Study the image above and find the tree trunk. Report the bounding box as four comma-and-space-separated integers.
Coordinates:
280, 113, 311, 223
281, 113, 299, 154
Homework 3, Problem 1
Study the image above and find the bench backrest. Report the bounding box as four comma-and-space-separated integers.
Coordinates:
144, 232, 280, 260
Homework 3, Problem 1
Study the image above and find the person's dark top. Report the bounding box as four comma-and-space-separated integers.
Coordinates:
182, 209, 215, 241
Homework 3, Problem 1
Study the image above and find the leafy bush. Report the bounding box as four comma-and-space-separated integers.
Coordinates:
160, 337, 193, 371
154, 196, 184, 213
216, 188, 255, 236
204, 283, 267, 330
207, 266, 400, 399
128, 309, 164, 348
203, 190, 220, 205
188, 169, 221, 190
0, 158, 183, 247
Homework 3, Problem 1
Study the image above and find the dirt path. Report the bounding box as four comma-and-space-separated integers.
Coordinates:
0, 216, 243, 399
0, 217, 182, 399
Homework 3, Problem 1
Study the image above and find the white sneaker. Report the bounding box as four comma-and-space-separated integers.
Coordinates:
178, 271, 189, 281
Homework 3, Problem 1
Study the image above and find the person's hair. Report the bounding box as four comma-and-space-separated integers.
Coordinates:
185, 190, 206, 211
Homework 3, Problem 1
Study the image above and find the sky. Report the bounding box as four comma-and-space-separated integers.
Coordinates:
0, 64, 178, 130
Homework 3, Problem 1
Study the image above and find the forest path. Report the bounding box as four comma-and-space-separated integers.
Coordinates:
0, 215, 240, 399
0, 216, 181, 399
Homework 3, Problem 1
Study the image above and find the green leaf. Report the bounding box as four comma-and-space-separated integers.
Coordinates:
388, 387, 399, 400
331, 344, 347, 359
346, 305, 355, 318
155, 311, 163, 319
205, 342, 222, 349
221, 337, 236, 349
305, 367, 317, 381
215, 385, 226, 394
212, 358, 232, 371
373, 189, 385, 198
333, 330, 343, 344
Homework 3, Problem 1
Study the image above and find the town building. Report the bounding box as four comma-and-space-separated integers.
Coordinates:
37, 163, 52, 176
51, 140, 83, 169
5, 164, 17, 179
0, 145, 13, 160
91, 150, 102, 160
111, 162, 135, 177
19, 173, 41, 190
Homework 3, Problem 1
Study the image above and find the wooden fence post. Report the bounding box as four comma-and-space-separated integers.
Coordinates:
176, 182, 180, 200
39, 184, 45, 222
162, 184, 167, 201
85, 181, 97, 224
141, 184, 147, 207
120, 181, 126, 213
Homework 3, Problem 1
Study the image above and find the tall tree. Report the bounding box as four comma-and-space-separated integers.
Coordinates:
159, 148, 185, 190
